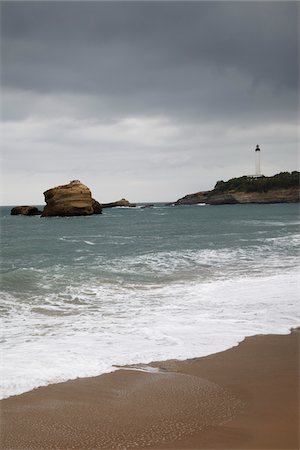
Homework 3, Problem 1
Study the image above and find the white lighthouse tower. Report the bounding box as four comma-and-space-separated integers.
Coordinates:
255, 144, 261, 177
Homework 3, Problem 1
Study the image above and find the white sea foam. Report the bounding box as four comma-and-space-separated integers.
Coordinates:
1, 270, 299, 399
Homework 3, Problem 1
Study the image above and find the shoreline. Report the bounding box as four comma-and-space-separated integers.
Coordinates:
1, 329, 299, 449
1, 323, 297, 401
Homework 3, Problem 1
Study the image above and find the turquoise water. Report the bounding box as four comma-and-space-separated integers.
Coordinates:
1, 203, 299, 398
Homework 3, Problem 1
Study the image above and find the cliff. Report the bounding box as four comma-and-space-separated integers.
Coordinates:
207, 188, 299, 205
175, 172, 300, 205
42, 180, 94, 217
174, 191, 209, 205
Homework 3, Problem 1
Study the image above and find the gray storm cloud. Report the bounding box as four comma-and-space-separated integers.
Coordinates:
1, 1, 299, 204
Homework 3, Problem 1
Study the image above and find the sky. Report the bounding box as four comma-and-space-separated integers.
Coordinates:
1, 1, 299, 204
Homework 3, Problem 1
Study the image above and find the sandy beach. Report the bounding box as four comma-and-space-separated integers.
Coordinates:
1, 329, 299, 450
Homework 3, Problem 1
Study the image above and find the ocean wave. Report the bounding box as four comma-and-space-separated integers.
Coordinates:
1, 271, 299, 399
1, 203, 299, 399
0, 267, 46, 291
1, 234, 299, 299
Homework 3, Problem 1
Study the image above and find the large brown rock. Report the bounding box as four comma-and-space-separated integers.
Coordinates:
11, 206, 42, 216
41, 180, 94, 217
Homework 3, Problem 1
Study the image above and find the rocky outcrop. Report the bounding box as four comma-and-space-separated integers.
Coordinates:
207, 188, 300, 204
206, 194, 239, 205
10, 206, 42, 216
101, 198, 136, 208
175, 187, 300, 206
174, 191, 209, 205
42, 180, 94, 217
92, 199, 102, 214
175, 172, 300, 206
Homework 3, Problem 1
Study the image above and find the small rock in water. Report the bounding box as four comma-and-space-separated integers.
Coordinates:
10, 206, 42, 216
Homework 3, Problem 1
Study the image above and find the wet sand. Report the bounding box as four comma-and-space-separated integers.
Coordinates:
1, 330, 299, 449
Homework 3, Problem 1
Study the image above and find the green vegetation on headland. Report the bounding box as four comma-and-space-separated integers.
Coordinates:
213, 171, 299, 194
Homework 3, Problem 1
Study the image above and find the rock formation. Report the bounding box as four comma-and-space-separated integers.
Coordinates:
207, 188, 300, 205
10, 206, 42, 216
101, 198, 136, 208
11, 180, 135, 217
175, 172, 300, 206
175, 187, 300, 205
206, 194, 239, 205
42, 180, 94, 217
174, 191, 209, 205
92, 199, 102, 214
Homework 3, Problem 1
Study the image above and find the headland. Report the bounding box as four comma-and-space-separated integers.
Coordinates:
175, 171, 300, 205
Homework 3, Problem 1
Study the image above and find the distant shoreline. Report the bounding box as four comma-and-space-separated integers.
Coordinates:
2, 198, 300, 210
4, 172, 300, 212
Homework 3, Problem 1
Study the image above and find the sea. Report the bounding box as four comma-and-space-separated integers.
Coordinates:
1, 203, 299, 399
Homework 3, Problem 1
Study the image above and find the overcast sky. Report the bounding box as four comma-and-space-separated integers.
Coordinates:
1, 1, 299, 204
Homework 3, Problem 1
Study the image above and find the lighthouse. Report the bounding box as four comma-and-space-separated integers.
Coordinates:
255, 144, 261, 177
